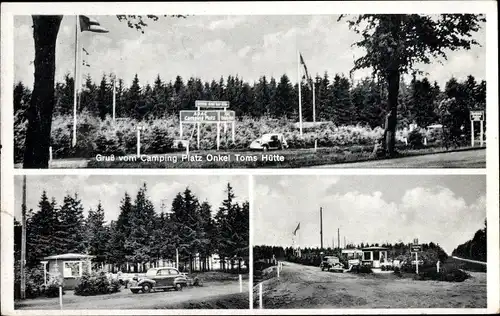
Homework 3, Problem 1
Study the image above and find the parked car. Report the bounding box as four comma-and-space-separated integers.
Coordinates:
129, 267, 201, 294
320, 256, 344, 272
249, 133, 288, 151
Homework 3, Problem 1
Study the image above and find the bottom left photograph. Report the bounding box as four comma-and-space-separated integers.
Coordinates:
13, 175, 250, 310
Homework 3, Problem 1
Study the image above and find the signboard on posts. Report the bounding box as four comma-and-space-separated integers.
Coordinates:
180, 110, 236, 123
470, 110, 484, 121
195, 100, 230, 109
180, 110, 219, 123
410, 244, 422, 252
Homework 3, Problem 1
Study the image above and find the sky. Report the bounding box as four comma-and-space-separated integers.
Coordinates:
14, 15, 486, 90
14, 175, 248, 223
253, 175, 486, 254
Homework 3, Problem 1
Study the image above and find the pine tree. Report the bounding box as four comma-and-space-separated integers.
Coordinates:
107, 192, 133, 267
86, 202, 108, 263
96, 74, 110, 120
56, 194, 86, 253
124, 184, 157, 270
26, 192, 59, 266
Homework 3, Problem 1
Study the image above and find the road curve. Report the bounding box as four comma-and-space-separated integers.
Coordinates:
254, 261, 486, 309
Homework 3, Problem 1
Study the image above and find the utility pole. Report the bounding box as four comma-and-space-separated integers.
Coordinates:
344, 236, 346, 248
337, 228, 340, 250
21, 175, 27, 299
320, 207, 323, 249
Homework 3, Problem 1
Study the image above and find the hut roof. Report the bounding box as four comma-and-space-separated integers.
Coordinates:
361, 246, 389, 251
43, 253, 95, 260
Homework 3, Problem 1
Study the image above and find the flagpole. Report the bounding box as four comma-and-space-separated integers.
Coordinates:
72, 15, 79, 147
112, 74, 116, 121
313, 81, 317, 151
297, 51, 303, 136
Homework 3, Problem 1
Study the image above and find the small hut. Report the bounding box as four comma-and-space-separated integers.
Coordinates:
361, 246, 389, 269
41, 253, 94, 290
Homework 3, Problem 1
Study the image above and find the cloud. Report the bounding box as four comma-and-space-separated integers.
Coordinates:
208, 16, 246, 30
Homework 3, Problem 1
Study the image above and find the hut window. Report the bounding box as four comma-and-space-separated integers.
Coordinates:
373, 251, 380, 260
363, 252, 371, 260
64, 262, 81, 278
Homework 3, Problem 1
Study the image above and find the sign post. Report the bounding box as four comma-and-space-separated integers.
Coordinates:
180, 109, 235, 150
136, 126, 142, 156
410, 243, 422, 275
469, 110, 485, 147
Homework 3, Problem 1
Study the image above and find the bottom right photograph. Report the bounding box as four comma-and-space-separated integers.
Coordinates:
252, 175, 487, 309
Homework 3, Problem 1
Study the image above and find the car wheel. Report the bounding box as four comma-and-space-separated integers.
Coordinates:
175, 283, 183, 291
142, 283, 152, 293
130, 289, 139, 294
262, 145, 268, 152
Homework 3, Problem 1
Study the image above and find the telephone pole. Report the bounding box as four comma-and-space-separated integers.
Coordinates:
320, 207, 323, 249
337, 228, 340, 250
21, 175, 27, 299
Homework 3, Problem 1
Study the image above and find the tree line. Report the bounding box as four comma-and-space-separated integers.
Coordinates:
14, 182, 249, 273
14, 72, 485, 132
451, 220, 487, 262
254, 242, 448, 268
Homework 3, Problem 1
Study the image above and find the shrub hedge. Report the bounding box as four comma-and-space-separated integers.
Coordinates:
74, 271, 121, 296
15, 113, 444, 162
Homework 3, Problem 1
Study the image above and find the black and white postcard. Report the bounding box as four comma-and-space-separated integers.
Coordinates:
1, 2, 498, 316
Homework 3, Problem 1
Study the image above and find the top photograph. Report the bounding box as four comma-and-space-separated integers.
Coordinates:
13, 14, 487, 169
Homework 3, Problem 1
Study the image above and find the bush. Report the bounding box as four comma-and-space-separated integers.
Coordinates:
74, 271, 121, 296
349, 265, 373, 274
408, 129, 425, 149
413, 268, 470, 282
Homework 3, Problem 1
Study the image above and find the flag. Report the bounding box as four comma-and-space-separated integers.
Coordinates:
79, 15, 109, 33
299, 53, 313, 89
82, 47, 90, 55
293, 222, 300, 236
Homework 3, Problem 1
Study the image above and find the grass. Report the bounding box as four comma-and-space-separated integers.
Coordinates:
85, 144, 482, 168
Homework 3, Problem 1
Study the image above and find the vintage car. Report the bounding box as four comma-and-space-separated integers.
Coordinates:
129, 267, 201, 294
249, 133, 288, 151
320, 256, 344, 272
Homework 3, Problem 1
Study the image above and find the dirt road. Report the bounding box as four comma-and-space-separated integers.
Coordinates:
16, 280, 249, 310
253, 262, 486, 309
312, 148, 486, 168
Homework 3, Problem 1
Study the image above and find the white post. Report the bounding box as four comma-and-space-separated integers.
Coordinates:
72, 15, 79, 148
277, 262, 280, 278
232, 121, 235, 143
423, 137, 427, 146
59, 286, 63, 310
42, 261, 48, 286
197, 106, 200, 150
471, 120, 475, 147
259, 283, 263, 309
186, 141, 189, 156
297, 51, 303, 136
313, 83, 317, 151
49, 146, 53, 162
180, 122, 183, 139
112, 75, 116, 121
239, 274, 242, 293
136, 127, 141, 156
416, 252, 419, 275
480, 120, 484, 146
176, 248, 179, 270
436, 260, 440, 273
217, 122, 220, 150
224, 107, 227, 134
